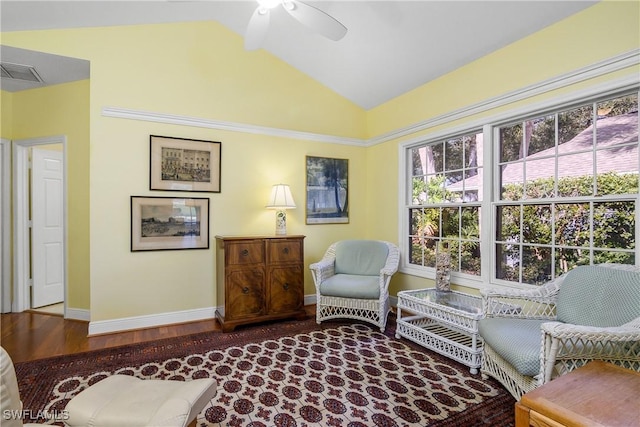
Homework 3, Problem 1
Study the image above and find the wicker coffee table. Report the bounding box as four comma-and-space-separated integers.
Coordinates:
396, 288, 483, 373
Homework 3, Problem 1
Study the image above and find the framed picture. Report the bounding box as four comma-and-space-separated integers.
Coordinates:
306, 156, 349, 224
150, 135, 221, 192
131, 196, 210, 251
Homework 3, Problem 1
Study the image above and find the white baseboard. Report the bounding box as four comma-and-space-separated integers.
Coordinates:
304, 294, 317, 306
87, 294, 388, 336
88, 307, 216, 336
65, 307, 90, 322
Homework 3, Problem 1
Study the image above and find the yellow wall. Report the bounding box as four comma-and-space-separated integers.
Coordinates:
1, 91, 13, 138
1, 0, 638, 323
9, 81, 91, 309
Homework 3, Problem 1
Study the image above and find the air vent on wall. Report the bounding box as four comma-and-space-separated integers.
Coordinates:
0, 62, 44, 83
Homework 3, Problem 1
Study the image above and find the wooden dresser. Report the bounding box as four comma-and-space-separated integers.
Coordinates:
215, 235, 306, 332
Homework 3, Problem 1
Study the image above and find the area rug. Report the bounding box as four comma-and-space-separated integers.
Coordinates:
14, 318, 515, 426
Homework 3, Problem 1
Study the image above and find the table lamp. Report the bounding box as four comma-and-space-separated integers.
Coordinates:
266, 184, 296, 235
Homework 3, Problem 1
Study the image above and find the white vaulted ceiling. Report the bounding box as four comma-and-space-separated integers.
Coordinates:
0, 1, 598, 110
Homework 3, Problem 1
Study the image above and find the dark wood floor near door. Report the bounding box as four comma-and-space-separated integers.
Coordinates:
1, 305, 316, 363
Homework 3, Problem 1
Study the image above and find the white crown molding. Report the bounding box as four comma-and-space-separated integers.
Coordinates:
88, 306, 216, 335
102, 107, 366, 146
369, 49, 640, 146
102, 50, 638, 148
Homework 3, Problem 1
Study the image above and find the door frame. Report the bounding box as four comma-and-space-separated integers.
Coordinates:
1, 139, 11, 313
12, 135, 68, 314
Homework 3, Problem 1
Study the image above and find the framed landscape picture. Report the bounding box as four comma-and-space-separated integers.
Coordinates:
306, 156, 349, 224
131, 196, 210, 251
150, 135, 221, 192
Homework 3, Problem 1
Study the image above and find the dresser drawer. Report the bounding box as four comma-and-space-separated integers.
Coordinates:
226, 241, 264, 265
267, 239, 302, 264
225, 267, 265, 320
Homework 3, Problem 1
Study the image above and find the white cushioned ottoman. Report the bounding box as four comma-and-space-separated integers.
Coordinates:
64, 375, 217, 427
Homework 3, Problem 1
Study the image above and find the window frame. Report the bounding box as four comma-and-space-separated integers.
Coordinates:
403, 127, 486, 288
399, 83, 640, 291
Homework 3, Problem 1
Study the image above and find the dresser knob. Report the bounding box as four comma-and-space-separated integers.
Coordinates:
283, 283, 290, 291
241, 249, 249, 257
283, 247, 289, 254
242, 287, 250, 294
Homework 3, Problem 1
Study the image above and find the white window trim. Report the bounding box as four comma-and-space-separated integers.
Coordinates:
398, 74, 640, 291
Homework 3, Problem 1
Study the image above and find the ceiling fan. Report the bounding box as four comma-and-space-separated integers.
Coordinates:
245, 0, 347, 50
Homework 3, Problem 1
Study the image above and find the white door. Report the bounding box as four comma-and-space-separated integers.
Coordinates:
31, 147, 64, 308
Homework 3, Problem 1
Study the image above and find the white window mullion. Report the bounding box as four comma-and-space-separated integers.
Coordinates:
482, 124, 494, 286
589, 201, 595, 265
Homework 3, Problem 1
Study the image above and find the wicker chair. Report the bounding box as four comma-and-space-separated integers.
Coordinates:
479, 263, 640, 400
310, 240, 399, 332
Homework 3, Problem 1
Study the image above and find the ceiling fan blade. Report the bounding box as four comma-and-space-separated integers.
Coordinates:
282, 0, 347, 41
245, 6, 271, 50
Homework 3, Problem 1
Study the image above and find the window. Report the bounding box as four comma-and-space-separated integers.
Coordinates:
496, 93, 638, 285
403, 90, 639, 287
408, 131, 483, 277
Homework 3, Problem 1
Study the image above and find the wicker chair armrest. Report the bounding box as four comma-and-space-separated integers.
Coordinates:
309, 258, 335, 290
309, 258, 334, 273
380, 242, 400, 276
380, 266, 398, 278
540, 319, 640, 382
541, 321, 640, 341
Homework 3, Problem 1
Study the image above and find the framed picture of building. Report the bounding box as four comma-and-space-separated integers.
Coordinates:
150, 135, 221, 192
131, 196, 209, 251
306, 156, 349, 224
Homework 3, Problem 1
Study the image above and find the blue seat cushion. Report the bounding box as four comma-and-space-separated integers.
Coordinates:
557, 265, 640, 327
479, 318, 546, 377
320, 274, 380, 299
334, 240, 388, 276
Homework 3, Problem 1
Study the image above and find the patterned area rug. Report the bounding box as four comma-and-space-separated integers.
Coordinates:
14, 318, 515, 426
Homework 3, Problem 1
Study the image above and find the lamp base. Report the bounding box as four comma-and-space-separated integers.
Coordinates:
275, 210, 287, 235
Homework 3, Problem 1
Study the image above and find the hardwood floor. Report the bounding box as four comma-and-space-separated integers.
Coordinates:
1, 305, 316, 363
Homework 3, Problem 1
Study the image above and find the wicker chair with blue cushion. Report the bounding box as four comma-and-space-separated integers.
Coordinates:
310, 240, 400, 332
479, 263, 640, 400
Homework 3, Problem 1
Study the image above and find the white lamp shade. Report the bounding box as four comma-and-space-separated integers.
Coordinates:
266, 184, 296, 209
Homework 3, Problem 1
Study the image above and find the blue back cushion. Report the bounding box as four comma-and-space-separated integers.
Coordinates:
334, 240, 389, 276
557, 265, 640, 327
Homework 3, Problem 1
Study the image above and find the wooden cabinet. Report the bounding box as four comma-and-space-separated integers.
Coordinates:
215, 235, 306, 332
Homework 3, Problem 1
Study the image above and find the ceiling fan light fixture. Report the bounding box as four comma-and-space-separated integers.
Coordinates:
245, 0, 347, 50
